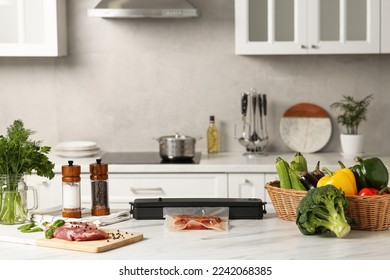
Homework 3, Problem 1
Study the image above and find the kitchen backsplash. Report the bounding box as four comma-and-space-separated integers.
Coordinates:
1, 0, 390, 154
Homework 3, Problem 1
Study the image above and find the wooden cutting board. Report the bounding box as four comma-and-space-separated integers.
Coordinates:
35, 230, 143, 253
279, 103, 332, 153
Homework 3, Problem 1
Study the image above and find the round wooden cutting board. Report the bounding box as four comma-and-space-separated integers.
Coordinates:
279, 103, 332, 153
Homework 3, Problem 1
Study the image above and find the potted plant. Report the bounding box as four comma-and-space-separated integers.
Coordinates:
330, 94, 374, 157
0, 120, 54, 224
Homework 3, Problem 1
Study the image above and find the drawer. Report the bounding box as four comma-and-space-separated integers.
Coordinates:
227, 173, 265, 199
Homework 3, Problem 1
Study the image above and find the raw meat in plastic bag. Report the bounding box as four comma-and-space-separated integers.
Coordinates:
164, 207, 228, 231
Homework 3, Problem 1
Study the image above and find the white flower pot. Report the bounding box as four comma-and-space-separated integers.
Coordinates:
340, 134, 364, 158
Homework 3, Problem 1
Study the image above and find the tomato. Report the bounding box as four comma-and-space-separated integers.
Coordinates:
358, 187, 380, 196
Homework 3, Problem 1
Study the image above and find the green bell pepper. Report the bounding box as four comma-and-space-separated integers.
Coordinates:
353, 156, 389, 190
350, 164, 369, 191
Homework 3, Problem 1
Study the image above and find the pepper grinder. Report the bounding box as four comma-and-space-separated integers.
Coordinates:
90, 159, 110, 216
61, 160, 81, 218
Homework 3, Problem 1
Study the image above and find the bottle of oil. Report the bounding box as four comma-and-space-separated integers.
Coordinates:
207, 115, 219, 153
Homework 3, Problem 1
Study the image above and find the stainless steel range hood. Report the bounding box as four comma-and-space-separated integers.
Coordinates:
88, 0, 199, 18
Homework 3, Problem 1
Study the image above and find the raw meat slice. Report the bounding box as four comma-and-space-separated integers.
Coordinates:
53, 222, 109, 241
166, 214, 227, 231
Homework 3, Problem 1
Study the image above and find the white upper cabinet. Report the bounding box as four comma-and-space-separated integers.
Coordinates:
0, 0, 67, 57
235, 0, 381, 55
381, 0, 390, 53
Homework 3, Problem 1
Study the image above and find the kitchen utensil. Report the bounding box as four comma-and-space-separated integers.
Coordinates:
0, 230, 143, 253
236, 93, 251, 147
156, 133, 200, 161
279, 103, 332, 153
258, 94, 263, 138
249, 93, 258, 141
262, 94, 268, 139
241, 92, 249, 138
236, 89, 269, 154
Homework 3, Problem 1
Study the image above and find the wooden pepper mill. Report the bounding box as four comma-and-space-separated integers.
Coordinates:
90, 159, 110, 216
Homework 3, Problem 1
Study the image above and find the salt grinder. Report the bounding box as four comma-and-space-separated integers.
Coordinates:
90, 159, 110, 216
61, 160, 81, 218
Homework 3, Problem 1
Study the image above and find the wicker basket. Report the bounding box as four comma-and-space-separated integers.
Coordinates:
265, 182, 307, 221
346, 194, 390, 231
266, 181, 390, 230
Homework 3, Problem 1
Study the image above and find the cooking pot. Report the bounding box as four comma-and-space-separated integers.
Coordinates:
156, 133, 200, 160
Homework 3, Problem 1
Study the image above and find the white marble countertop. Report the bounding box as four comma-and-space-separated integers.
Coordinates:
1, 213, 390, 260
49, 152, 390, 174
3, 152, 389, 260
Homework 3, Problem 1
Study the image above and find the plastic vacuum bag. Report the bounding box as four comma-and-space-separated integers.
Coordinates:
163, 207, 229, 231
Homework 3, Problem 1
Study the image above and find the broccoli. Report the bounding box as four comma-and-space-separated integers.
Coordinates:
296, 184, 351, 238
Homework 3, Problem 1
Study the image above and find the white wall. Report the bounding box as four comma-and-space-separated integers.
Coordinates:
1, 0, 390, 155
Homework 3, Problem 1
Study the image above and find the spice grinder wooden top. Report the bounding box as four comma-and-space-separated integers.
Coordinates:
90, 159, 108, 180
62, 161, 81, 182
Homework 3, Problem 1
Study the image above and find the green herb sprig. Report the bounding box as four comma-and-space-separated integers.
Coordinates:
0, 119, 55, 179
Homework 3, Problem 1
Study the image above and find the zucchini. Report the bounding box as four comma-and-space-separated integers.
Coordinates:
292, 152, 308, 173
288, 167, 307, 191
276, 157, 292, 189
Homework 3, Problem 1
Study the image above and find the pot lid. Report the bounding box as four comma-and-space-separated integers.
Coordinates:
159, 133, 194, 140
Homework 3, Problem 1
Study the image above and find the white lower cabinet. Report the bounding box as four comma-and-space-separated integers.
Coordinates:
264, 173, 279, 212
81, 173, 228, 210
227, 173, 264, 199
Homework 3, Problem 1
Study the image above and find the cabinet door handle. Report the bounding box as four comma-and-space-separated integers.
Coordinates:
311, 45, 319, 49
130, 187, 164, 195
300, 45, 307, 49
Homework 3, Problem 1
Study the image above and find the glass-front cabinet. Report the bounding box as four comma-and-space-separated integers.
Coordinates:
0, 0, 67, 57
235, 0, 381, 55
382, 0, 390, 53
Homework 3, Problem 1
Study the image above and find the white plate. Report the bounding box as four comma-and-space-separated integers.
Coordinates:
55, 141, 99, 151
54, 148, 100, 158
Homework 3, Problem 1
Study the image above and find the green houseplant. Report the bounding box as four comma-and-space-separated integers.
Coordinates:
330, 94, 373, 156
0, 120, 55, 224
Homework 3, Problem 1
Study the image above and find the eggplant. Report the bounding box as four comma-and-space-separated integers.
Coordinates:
299, 172, 319, 190
310, 161, 325, 180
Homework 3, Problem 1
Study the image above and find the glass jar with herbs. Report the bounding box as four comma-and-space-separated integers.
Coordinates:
0, 120, 54, 225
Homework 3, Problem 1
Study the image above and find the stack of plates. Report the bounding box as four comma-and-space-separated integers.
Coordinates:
54, 141, 100, 158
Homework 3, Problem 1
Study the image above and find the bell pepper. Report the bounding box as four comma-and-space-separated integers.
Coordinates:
353, 157, 389, 191
317, 161, 358, 195
350, 163, 369, 191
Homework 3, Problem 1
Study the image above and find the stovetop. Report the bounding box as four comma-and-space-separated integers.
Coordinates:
101, 152, 202, 164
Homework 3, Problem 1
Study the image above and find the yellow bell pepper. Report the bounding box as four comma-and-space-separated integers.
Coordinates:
317, 161, 358, 195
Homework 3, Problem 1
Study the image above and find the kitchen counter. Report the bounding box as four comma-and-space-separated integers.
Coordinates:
1, 213, 390, 260
49, 152, 390, 173
2, 152, 390, 261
